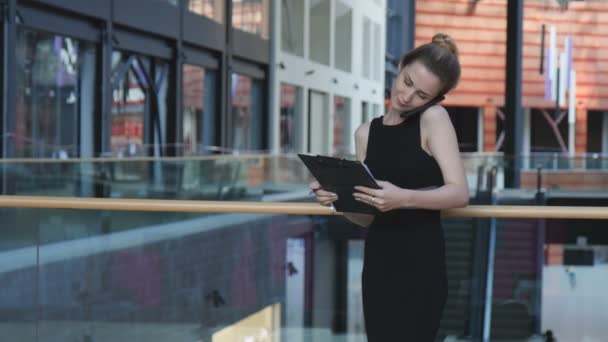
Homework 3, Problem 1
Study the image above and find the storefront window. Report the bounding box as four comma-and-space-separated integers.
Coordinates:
231, 73, 263, 151
183, 64, 217, 155
15, 29, 97, 158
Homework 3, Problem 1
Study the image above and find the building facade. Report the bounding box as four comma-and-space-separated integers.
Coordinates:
414, 0, 608, 159
2, 0, 273, 165
272, 0, 386, 156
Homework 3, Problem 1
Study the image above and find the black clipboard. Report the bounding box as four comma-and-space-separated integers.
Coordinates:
298, 154, 380, 214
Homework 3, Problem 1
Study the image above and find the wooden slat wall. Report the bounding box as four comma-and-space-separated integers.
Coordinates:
416, 0, 608, 110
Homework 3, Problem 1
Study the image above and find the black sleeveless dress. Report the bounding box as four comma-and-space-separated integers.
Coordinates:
362, 114, 447, 341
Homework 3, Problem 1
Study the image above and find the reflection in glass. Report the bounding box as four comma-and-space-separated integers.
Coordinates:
15, 29, 97, 158
334, 1, 352, 72
186, 0, 224, 23
232, 0, 269, 39
110, 52, 170, 184
183, 65, 217, 155
280, 83, 302, 152
281, 0, 304, 56
333, 96, 351, 155
309, 0, 330, 65
111, 53, 147, 157
231, 74, 263, 151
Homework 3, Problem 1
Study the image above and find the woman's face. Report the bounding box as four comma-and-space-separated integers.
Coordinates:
391, 61, 442, 113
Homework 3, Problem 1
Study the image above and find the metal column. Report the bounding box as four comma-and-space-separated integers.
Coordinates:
504, 0, 524, 188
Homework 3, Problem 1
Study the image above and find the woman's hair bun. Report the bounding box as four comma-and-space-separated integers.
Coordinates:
432, 33, 458, 56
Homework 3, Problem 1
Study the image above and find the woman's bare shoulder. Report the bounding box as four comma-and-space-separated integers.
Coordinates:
355, 121, 372, 141
421, 105, 450, 124
354, 121, 372, 161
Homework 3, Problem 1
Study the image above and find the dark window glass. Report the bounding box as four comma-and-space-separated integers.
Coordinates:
231, 73, 263, 151
110, 52, 170, 181
333, 95, 351, 156
183, 64, 217, 154
280, 83, 302, 152
110, 52, 170, 157
15, 29, 97, 158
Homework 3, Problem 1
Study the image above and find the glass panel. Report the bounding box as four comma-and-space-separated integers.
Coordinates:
309, 0, 330, 66
110, 52, 171, 187
372, 103, 381, 118
280, 83, 302, 152
542, 217, 608, 341
232, 0, 269, 40
1, 155, 317, 200
281, 0, 304, 56
0, 208, 38, 342
14, 29, 97, 158
361, 101, 369, 124
186, 0, 224, 23
183, 64, 217, 155
373, 23, 382, 81
362, 17, 371, 79
110, 52, 149, 158
231, 73, 263, 151
334, 1, 352, 72
333, 96, 351, 156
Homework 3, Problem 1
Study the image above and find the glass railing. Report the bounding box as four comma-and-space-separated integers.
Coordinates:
2, 150, 608, 199
0, 199, 607, 342
0, 154, 314, 200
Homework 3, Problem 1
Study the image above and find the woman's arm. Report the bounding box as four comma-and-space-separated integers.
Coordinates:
409, 106, 469, 209
353, 106, 469, 211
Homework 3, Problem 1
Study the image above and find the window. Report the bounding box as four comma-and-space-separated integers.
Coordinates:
373, 23, 382, 81
183, 65, 217, 155
14, 29, 97, 158
334, 1, 352, 72
362, 101, 370, 123
309, 0, 330, 65
186, 0, 224, 23
333, 96, 351, 156
232, 0, 269, 39
231, 73, 263, 151
362, 17, 371, 79
281, 0, 304, 56
280, 83, 303, 152
110, 52, 170, 180
372, 103, 381, 118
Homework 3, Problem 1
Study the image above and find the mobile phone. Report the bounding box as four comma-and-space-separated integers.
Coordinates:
399, 95, 445, 118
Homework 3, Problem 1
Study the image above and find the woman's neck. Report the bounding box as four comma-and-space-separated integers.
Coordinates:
383, 108, 405, 125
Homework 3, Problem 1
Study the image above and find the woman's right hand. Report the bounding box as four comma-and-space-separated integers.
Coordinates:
309, 181, 338, 207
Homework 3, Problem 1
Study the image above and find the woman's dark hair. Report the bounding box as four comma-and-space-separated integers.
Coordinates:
399, 33, 461, 95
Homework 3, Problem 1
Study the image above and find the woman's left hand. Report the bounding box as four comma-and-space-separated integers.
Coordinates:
353, 181, 411, 212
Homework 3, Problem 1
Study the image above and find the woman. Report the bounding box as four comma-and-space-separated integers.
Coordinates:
310, 33, 469, 341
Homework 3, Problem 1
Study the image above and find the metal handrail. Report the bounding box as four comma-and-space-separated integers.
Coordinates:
0, 195, 607, 219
